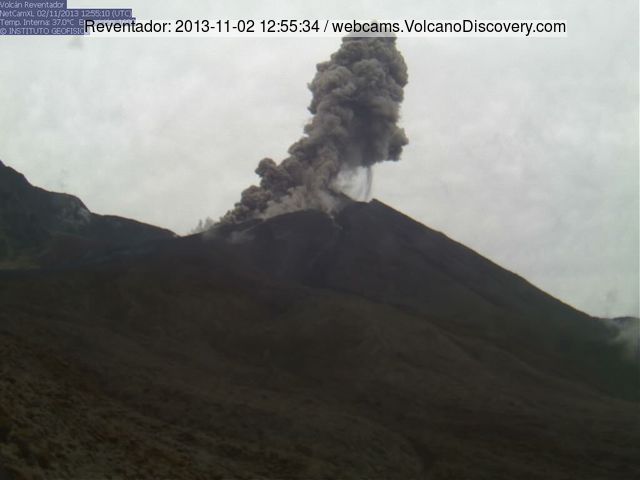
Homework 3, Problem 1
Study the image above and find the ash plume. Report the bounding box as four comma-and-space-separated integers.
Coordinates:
222, 35, 408, 223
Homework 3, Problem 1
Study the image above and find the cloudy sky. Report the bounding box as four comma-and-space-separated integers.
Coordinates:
0, 0, 637, 318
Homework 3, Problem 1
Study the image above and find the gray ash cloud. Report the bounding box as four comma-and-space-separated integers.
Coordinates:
222, 35, 408, 223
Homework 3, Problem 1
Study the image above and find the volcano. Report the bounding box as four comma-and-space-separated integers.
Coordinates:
0, 162, 638, 480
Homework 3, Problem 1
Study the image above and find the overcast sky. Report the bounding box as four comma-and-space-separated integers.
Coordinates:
0, 0, 638, 318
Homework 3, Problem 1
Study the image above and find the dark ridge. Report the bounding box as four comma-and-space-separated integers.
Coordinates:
0, 160, 174, 269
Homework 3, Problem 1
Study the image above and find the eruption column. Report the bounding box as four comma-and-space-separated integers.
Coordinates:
222, 34, 408, 223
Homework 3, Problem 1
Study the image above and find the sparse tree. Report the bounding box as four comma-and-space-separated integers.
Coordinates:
190, 217, 215, 234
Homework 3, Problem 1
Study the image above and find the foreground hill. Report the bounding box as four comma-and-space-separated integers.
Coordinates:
0, 165, 638, 479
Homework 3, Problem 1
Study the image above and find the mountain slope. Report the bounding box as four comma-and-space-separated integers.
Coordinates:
0, 166, 638, 479
205, 202, 636, 400
0, 160, 174, 268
